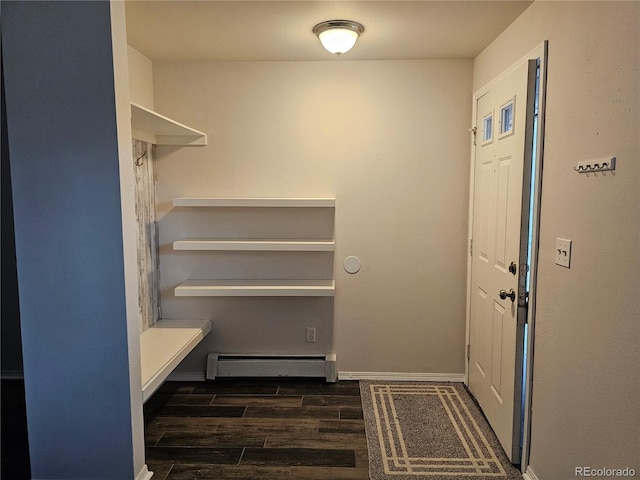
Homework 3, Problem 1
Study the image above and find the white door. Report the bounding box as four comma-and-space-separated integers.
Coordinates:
468, 59, 537, 463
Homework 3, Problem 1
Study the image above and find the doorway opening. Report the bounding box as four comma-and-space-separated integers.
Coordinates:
466, 41, 547, 472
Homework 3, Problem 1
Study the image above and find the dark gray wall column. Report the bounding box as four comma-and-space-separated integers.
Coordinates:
2, 2, 136, 477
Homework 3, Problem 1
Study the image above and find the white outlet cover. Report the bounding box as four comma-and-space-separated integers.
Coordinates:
555, 238, 572, 268
344, 256, 361, 274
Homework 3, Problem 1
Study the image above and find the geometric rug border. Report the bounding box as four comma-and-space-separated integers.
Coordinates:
360, 380, 523, 480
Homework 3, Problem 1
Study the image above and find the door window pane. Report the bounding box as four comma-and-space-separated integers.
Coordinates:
499, 98, 515, 138
481, 112, 493, 145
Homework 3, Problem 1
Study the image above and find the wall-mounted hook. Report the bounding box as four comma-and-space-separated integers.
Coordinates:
135, 150, 147, 167
574, 156, 616, 173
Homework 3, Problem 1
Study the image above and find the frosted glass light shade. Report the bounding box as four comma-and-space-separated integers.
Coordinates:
318, 28, 359, 55
313, 20, 364, 56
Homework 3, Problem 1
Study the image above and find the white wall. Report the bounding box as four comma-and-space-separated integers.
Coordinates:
127, 45, 154, 109
474, 2, 640, 478
112, 3, 148, 478
152, 59, 473, 376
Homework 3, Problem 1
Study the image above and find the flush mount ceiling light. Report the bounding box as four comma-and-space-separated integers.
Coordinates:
312, 20, 365, 56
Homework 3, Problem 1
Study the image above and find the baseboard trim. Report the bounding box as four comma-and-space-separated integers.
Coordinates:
522, 466, 540, 480
206, 353, 337, 382
1, 370, 24, 380
165, 371, 466, 383
338, 371, 465, 382
166, 371, 206, 382
136, 464, 153, 480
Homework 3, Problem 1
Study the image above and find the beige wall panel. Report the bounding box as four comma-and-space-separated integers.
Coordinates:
127, 45, 154, 109
474, 2, 640, 478
153, 60, 472, 375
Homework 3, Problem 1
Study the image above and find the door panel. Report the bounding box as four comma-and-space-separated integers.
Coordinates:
469, 59, 536, 463
478, 163, 491, 263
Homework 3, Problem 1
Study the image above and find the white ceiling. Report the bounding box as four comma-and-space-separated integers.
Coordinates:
125, 1, 532, 62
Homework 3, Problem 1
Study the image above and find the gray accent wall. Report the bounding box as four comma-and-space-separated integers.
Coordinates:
2, 2, 139, 478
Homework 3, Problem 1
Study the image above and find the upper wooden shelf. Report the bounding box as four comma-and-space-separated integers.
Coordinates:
175, 279, 335, 297
172, 198, 336, 208
173, 239, 335, 251
130, 102, 207, 146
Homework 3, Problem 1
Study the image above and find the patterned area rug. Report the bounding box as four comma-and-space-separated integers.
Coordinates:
360, 381, 523, 479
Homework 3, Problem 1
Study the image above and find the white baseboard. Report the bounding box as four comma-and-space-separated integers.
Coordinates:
165, 370, 466, 383
522, 466, 541, 480
206, 353, 337, 382
166, 371, 206, 382
1, 370, 24, 380
136, 464, 154, 480
338, 371, 465, 382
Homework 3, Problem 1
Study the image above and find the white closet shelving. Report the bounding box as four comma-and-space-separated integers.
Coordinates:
140, 318, 212, 402
172, 197, 335, 208
175, 279, 335, 297
130, 102, 207, 146
172, 197, 336, 297
130, 106, 208, 402
173, 239, 335, 252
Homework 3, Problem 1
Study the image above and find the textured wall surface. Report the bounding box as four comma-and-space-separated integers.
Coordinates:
152, 59, 473, 376
133, 139, 159, 332
474, 2, 640, 478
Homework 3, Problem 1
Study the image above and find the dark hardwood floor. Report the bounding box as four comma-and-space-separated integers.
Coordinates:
144, 378, 370, 480
1, 379, 31, 480
0, 378, 368, 479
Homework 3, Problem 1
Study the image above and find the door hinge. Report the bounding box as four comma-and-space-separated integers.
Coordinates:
469, 238, 473, 257
466, 344, 470, 360
469, 126, 477, 146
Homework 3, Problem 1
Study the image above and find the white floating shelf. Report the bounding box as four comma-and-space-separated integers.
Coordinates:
172, 198, 335, 208
130, 102, 207, 146
173, 239, 335, 252
140, 318, 212, 402
175, 279, 335, 297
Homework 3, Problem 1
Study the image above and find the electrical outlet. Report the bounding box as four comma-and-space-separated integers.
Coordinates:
306, 327, 317, 343
555, 238, 572, 268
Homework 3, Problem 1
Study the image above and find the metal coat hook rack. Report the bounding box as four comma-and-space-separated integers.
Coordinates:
574, 156, 616, 173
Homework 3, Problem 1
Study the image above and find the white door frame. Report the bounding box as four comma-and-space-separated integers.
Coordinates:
465, 41, 547, 472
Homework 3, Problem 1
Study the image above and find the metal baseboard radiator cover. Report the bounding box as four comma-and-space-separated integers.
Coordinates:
206, 353, 337, 383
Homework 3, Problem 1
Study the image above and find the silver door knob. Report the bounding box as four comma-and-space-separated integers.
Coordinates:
499, 289, 516, 302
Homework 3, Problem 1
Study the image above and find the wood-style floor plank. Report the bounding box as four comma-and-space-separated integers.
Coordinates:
339, 407, 364, 419
166, 464, 291, 480
156, 431, 267, 448
153, 405, 247, 417
264, 432, 368, 449
146, 446, 243, 464
243, 405, 340, 419
240, 447, 356, 467
144, 379, 368, 480
302, 395, 362, 407
290, 465, 371, 479
319, 419, 365, 433
211, 395, 303, 407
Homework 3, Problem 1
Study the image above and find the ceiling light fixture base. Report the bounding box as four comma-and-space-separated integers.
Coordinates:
313, 19, 365, 56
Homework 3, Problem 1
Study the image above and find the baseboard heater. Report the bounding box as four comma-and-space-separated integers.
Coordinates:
206, 353, 337, 383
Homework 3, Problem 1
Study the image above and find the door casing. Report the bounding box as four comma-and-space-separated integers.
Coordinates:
465, 41, 548, 472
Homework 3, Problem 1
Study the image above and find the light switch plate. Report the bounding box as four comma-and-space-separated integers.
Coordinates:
555, 238, 572, 268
